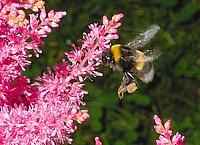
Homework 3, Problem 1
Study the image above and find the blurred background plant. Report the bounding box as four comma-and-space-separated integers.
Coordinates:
23, 0, 200, 144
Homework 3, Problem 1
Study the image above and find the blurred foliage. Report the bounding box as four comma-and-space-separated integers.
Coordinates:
23, 0, 200, 144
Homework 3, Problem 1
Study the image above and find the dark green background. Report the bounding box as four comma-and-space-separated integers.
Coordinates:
24, 0, 200, 144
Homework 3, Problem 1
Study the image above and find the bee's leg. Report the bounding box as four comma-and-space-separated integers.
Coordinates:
118, 73, 129, 99
124, 72, 137, 84
118, 85, 126, 99
127, 72, 133, 78
118, 72, 137, 99
122, 72, 130, 84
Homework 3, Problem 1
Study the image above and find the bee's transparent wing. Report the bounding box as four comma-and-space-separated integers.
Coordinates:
125, 25, 160, 49
122, 49, 162, 62
143, 49, 163, 62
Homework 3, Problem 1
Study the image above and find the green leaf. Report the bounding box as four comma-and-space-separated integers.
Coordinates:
114, 140, 126, 145
150, 0, 177, 7
125, 131, 139, 142
91, 120, 102, 133
118, 109, 140, 130
88, 106, 103, 119
132, 93, 151, 106
173, 4, 197, 23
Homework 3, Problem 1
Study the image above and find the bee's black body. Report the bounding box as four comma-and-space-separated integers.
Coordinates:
117, 46, 136, 72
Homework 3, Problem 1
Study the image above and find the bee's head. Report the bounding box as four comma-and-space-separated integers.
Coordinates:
102, 50, 113, 66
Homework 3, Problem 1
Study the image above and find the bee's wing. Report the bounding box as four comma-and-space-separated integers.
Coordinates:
122, 49, 162, 62
143, 49, 163, 62
125, 25, 160, 49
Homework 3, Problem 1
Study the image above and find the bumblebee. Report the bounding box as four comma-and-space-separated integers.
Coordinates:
102, 25, 162, 99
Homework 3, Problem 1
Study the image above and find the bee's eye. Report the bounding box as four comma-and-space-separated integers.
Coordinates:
105, 55, 110, 60
102, 55, 108, 64
102, 52, 111, 65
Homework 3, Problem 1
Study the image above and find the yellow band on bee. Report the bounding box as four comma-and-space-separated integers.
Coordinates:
111, 44, 121, 63
135, 50, 144, 70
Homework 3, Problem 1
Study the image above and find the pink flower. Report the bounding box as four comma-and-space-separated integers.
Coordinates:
172, 132, 185, 145
0, 1, 123, 144
153, 115, 172, 137
0, 104, 76, 144
33, 12, 122, 144
0, 1, 66, 108
95, 137, 103, 145
153, 115, 185, 145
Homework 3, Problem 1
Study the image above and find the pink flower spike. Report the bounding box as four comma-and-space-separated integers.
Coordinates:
0, 4, 122, 143
103, 16, 108, 25
76, 110, 90, 124
105, 34, 119, 40
172, 132, 185, 145
48, 10, 55, 18
156, 135, 170, 145
153, 115, 185, 145
112, 13, 124, 22
164, 119, 171, 130
153, 115, 162, 125
43, 25, 51, 33
49, 21, 58, 27
29, 13, 39, 29
40, 8, 46, 21
95, 137, 103, 145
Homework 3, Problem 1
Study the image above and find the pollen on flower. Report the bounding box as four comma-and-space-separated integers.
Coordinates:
74, 109, 90, 124
7, 11, 18, 25
31, 1, 45, 12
